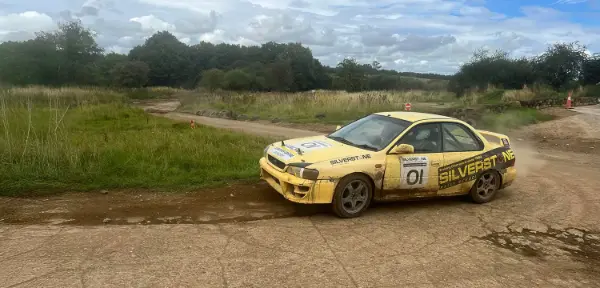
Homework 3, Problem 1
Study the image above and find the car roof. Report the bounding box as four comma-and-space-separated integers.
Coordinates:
374, 111, 454, 122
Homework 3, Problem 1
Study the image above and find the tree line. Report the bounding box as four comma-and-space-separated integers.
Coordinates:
0, 20, 450, 92
1, 20, 598, 95
450, 43, 600, 96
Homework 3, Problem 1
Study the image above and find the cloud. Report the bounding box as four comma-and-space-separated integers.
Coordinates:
289, 0, 310, 8
130, 15, 175, 32
173, 11, 218, 34
0, 11, 55, 41
0, 0, 599, 74
554, 0, 588, 4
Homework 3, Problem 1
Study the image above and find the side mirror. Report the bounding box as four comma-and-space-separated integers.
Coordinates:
335, 125, 341, 131
390, 144, 415, 154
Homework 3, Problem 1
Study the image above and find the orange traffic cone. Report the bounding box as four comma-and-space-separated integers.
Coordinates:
565, 91, 573, 109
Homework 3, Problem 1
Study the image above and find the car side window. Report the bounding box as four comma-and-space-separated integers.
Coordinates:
396, 123, 441, 153
442, 123, 482, 152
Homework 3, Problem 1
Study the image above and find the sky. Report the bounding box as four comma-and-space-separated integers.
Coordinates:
0, 0, 598, 74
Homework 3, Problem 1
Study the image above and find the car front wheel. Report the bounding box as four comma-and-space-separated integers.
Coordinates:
332, 174, 373, 218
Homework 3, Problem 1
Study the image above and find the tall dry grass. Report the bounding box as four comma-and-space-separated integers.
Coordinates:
0, 87, 271, 195
179, 90, 457, 123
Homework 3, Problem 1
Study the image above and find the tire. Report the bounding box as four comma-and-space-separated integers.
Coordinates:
332, 174, 373, 218
469, 170, 501, 204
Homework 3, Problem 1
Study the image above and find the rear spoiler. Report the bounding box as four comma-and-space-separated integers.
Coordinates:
477, 129, 511, 148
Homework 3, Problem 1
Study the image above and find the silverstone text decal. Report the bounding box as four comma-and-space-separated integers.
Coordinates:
400, 156, 429, 188
438, 147, 515, 189
330, 154, 371, 165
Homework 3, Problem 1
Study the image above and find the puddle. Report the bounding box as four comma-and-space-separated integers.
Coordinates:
477, 226, 600, 270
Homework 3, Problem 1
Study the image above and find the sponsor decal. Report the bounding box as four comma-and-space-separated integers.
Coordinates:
400, 156, 429, 188
290, 140, 333, 152
438, 147, 515, 189
330, 154, 371, 165
501, 138, 510, 148
269, 147, 294, 161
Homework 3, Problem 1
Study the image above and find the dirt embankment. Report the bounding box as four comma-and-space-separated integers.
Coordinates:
516, 106, 600, 155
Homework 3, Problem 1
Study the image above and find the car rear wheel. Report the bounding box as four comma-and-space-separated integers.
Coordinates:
332, 174, 373, 218
470, 170, 500, 203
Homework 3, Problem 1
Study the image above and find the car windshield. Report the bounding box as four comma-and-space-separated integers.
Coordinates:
327, 114, 412, 151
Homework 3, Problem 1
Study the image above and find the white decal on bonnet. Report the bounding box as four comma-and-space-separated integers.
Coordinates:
269, 147, 294, 161
292, 140, 333, 151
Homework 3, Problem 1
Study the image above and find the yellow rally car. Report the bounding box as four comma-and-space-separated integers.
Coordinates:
259, 112, 517, 218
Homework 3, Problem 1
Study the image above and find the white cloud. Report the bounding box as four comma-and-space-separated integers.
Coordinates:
0, 0, 599, 74
0, 11, 55, 36
129, 15, 175, 32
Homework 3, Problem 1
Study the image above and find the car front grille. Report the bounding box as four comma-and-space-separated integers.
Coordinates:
267, 154, 286, 170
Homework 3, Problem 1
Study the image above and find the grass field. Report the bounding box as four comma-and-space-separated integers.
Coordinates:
178, 90, 458, 124
0, 87, 271, 196
479, 108, 555, 132
177, 88, 562, 130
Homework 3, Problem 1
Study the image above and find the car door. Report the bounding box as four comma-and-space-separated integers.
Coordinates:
382, 122, 444, 200
438, 122, 486, 195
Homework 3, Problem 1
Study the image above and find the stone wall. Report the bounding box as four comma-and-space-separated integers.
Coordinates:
518, 97, 598, 109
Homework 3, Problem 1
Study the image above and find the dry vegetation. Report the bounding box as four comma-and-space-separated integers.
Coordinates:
0, 86, 271, 196
178, 89, 459, 124
176, 86, 579, 125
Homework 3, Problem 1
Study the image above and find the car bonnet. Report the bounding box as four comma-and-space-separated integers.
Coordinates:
266, 135, 373, 166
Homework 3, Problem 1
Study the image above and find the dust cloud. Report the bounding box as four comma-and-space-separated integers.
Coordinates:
511, 140, 546, 178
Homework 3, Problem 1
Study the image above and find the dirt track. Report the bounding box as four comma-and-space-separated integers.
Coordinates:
1, 104, 600, 287
140, 100, 326, 138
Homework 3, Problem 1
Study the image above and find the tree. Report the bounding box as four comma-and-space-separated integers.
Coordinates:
534, 42, 588, 90
35, 20, 103, 85
111, 61, 149, 88
0, 39, 59, 85
371, 61, 382, 71
96, 53, 129, 86
582, 54, 600, 85
129, 31, 191, 87
450, 49, 536, 96
223, 69, 251, 90
199, 69, 225, 91
265, 60, 294, 91
336, 58, 367, 92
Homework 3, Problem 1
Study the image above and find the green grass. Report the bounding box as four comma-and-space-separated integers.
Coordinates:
178, 90, 457, 124
479, 108, 555, 132
0, 90, 271, 196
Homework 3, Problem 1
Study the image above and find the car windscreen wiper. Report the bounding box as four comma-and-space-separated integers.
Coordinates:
354, 144, 378, 151
327, 136, 353, 145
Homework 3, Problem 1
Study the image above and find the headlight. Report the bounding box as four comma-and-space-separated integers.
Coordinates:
286, 166, 319, 180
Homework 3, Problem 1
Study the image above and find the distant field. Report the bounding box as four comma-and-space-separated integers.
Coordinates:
177, 90, 458, 124
0, 87, 271, 196
175, 88, 564, 129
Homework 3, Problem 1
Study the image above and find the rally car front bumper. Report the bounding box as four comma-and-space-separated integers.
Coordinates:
259, 157, 336, 204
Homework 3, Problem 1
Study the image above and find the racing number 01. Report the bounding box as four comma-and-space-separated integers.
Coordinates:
400, 156, 429, 189
406, 169, 424, 185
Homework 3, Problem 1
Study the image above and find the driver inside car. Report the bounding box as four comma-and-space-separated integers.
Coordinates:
401, 125, 440, 153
